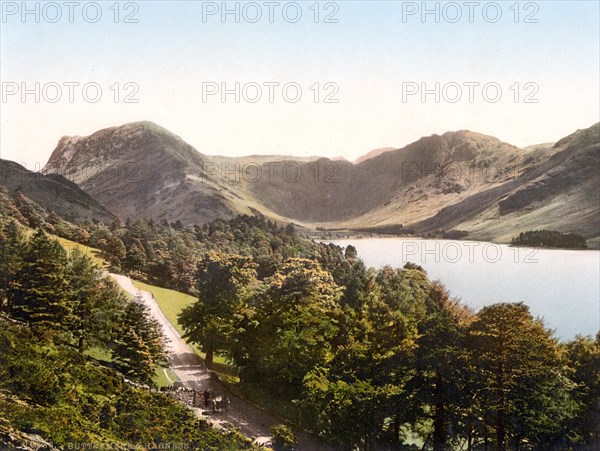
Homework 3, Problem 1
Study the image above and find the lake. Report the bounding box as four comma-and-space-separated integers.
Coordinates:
329, 238, 600, 341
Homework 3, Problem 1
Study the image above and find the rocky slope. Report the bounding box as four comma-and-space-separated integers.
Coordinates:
0, 159, 115, 223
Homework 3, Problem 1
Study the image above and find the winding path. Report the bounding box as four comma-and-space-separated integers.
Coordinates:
110, 274, 329, 450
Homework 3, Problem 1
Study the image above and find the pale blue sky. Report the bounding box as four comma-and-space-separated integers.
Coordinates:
1, 1, 599, 166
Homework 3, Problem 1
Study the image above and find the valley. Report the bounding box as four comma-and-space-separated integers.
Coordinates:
1, 121, 599, 450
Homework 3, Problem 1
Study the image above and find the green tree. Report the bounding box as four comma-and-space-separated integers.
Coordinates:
125, 239, 147, 274
67, 248, 100, 353
178, 252, 258, 364
302, 264, 430, 449
466, 302, 578, 450
247, 259, 342, 395
0, 219, 25, 312
67, 249, 128, 354
112, 295, 169, 385
563, 333, 600, 447
10, 229, 72, 332
270, 424, 297, 451
105, 234, 127, 268
344, 244, 358, 261
303, 366, 394, 450
409, 282, 473, 451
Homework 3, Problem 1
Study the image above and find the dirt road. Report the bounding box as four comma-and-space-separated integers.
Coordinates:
110, 274, 329, 451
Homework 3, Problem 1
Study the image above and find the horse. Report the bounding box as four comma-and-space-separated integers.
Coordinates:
210, 395, 230, 412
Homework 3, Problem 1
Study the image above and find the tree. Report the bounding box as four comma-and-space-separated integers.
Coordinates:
67, 248, 100, 353
112, 295, 169, 385
169, 241, 197, 293
125, 240, 147, 274
270, 424, 297, 451
0, 220, 25, 312
105, 235, 126, 268
245, 259, 342, 396
303, 366, 394, 450
408, 282, 473, 451
344, 244, 357, 261
67, 249, 128, 354
178, 252, 258, 364
466, 303, 578, 450
302, 264, 430, 449
563, 333, 600, 447
364, 265, 429, 378
10, 229, 71, 332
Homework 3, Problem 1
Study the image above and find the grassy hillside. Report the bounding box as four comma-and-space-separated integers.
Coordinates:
20, 225, 108, 267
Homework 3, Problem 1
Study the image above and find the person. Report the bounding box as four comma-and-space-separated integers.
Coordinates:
203, 389, 211, 407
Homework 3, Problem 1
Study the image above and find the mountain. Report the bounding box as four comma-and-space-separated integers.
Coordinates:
43, 121, 274, 225
433, 123, 600, 243
0, 159, 115, 223
243, 130, 524, 222
41, 121, 600, 244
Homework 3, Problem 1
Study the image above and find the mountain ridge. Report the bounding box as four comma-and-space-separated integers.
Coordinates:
39, 121, 600, 244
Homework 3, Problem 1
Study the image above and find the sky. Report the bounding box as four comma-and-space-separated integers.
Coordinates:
1, 0, 599, 168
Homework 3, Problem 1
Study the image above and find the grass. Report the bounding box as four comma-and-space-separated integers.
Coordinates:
154, 367, 177, 387
57, 237, 108, 268
130, 280, 196, 337
84, 346, 176, 387
21, 225, 108, 268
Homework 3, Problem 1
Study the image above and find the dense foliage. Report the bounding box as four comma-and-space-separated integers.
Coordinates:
0, 223, 167, 385
2, 188, 599, 450
0, 218, 257, 449
178, 242, 600, 450
0, 318, 256, 449
511, 229, 588, 249
1, 186, 317, 293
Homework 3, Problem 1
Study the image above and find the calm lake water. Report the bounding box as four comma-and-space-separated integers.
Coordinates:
329, 238, 600, 341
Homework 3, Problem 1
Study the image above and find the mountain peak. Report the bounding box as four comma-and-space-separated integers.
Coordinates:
354, 147, 396, 165
41, 121, 238, 225
43, 121, 204, 184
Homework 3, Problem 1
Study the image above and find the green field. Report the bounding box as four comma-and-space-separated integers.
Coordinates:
130, 280, 196, 337
57, 236, 108, 267
154, 367, 177, 387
